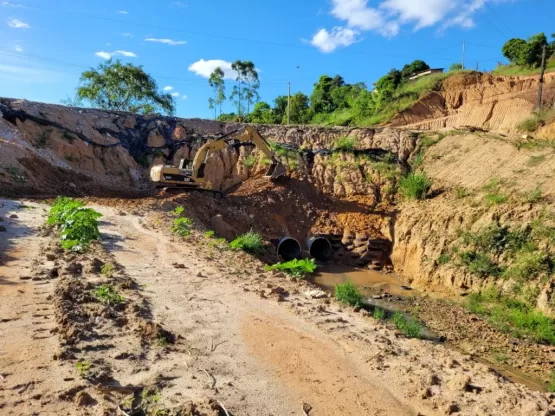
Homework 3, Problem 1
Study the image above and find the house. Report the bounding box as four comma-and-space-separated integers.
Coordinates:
408, 68, 444, 82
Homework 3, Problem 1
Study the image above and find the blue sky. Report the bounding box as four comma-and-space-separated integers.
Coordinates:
0, 0, 553, 118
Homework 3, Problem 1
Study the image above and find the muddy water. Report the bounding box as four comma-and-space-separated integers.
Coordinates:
310, 265, 549, 392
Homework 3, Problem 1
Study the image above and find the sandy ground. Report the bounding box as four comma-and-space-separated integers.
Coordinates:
0, 199, 553, 415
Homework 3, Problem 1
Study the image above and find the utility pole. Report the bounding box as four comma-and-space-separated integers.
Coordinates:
536, 45, 547, 112
287, 82, 291, 125
462, 41, 465, 70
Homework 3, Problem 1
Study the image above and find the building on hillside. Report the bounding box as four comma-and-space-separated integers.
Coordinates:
408, 68, 444, 82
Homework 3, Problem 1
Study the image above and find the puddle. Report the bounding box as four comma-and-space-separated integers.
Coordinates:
309, 264, 549, 392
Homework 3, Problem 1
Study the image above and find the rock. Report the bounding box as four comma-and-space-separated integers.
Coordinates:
448, 375, 471, 391
0, 226, 6, 232
173, 263, 187, 269
66, 263, 83, 275
444, 402, 460, 415
19, 276, 32, 280
421, 387, 433, 399
48, 268, 59, 279
353, 239, 368, 248
46, 253, 56, 261
10, 214, 18, 219
75, 391, 95, 407
427, 374, 441, 386
305, 289, 328, 299
197, 271, 204, 277
401, 285, 413, 291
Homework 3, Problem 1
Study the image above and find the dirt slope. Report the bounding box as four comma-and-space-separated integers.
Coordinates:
390, 72, 555, 132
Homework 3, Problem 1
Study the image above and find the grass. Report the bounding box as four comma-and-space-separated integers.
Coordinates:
101, 263, 115, 278
525, 186, 543, 203
36, 131, 49, 147
173, 206, 185, 216
64, 153, 76, 162
75, 361, 91, 378
484, 192, 508, 206
264, 258, 317, 279
467, 288, 555, 345
373, 307, 386, 321
459, 251, 504, 277
437, 253, 451, 265
203, 230, 215, 238
392, 312, 422, 338
171, 217, 193, 238
399, 172, 431, 200
333, 136, 358, 152
518, 109, 555, 133
334, 282, 364, 307
244, 155, 256, 169
5, 166, 26, 183
502, 250, 550, 282
230, 231, 264, 254
492, 60, 555, 76
527, 155, 546, 167
550, 373, 555, 393
92, 285, 124, 305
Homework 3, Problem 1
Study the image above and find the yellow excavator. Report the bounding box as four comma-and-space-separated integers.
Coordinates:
150, 126, 287, 198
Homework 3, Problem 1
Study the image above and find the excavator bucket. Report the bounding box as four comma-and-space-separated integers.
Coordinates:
264, 161, 287, 180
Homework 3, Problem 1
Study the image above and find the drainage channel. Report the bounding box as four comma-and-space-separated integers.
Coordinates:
308, 265, 549, 393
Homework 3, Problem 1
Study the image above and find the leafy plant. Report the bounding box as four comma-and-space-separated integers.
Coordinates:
92, 285, 124, 305
230, 231, 264, 254
75, 361, 91, 378
373, 307, 386, 321
333, 136, 357, 152
203, 230, 215, 238
392, 312, 422, 338
244, 155, 256, 169
335, 282, 364, 307
399, 172, 431, 200
484, 192, 508, 206
173, 206, 185, 216
527, 155, 546, 167
264, 259, 317, 279
437, 253, 451, 265
458, 251, 503, 277
101, 263, 115, 278
171, 217, 193, 238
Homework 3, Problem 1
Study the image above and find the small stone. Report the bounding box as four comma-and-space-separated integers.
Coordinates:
445, 402, 460, 415
75, 391, 95, 407
66, 263, 83, 275
19, 276, 32, 280
10, 214, 18, 219
305, 289, 328, 299
427, 374, 441, 386
421, 388, 433, 399
173, 263, 186, 269
448, 375, 471, 391
46, 253, 56, 261
196, 271, 204, 277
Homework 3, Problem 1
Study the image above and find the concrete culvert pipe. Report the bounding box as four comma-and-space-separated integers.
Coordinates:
307, 236, 332, 261
277, 237, 302, 261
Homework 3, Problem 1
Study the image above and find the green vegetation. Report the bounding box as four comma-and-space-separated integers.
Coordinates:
173, 206, 185, 216
155, 335, 171, 348
75, 361, 91, 378
101, 263, 115, 278
467, 288, 555, 345
501, 33, 554, 69
550, 373, 555, 393
62, 131, 77, 143
5, 166, 26, 183
437, 253, 451, 265
244, 155, 257, 169
47, 197, 102, 252
525, 186, 543, 203
264, 258, 317, 279
392, 312, 422, 338
92, 285, 124, 306
399, 172, 431, 200
230, 231, 264, 254
481, 177, 509, 206
333, 136, 358, 152
373, 307, 386, 321
527, 155, 547, 166
484, 192, 508, 206
203, 230, 215, 238
335, 282, 364, 307
36, 131, 49, 147
518, 109, 555, 133
171, 217, 193, 238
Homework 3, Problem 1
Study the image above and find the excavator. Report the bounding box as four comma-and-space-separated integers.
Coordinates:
150, 126, 287, 198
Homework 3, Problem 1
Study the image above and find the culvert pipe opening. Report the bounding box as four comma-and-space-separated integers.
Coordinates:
277, 237, 302, 261
307, 237, 332, 261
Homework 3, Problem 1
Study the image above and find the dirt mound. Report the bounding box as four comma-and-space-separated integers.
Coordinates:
390, 72, 555, 132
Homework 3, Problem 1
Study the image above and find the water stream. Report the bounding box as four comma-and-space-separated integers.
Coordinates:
309, 265, 549, 392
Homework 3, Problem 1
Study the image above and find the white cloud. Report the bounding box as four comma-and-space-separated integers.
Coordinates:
171, 92, 180, 97
14, 44, 22, 52
7, 18, 30, 28
2, 2, 25, 7
117, 10, 128, 14
182, 95, 188, 100
145, 38, 186, 46
163, 86, 174, 91
310, 26, 359, 53
188, 59, 236, 79
311, 0, 512, 51
95, 50, 137, 59
122, 32, 134, 37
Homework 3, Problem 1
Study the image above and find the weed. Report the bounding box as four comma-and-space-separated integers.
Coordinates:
525, 186, 544, 204
203, 230, 215, 238
101, 263, 115, 278
92, 285, 124, 305
373, 307, 386, 321
48, 197, 102, 252
75, 361, 91, 378
527, 155, 547, 167
209, 237, 228, 250
171, 217, 193, 238
392, 312, 422, 338
454, 186, 472, 199
244, 155, 256, 169
503, 251, 550, 282
517, 109, 555, 132
264, 258, 317, 279
484, 192, 507, 206
399, 172, 431, 200
36, 131, 49, 147
333, 136, 358, 152
173, 206, 185, 216
458, 251, 504, 277
155, 335, 170, 348
437, 253, 451, 265
335, 282, 364, 307
139, 389, 162, 414
550, 373, 555, 393
5, 166, 26, 183
230, 231, 264, 254
491, 350, 510, 364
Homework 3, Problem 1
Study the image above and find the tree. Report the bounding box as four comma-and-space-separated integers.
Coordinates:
401, 60, 430, 80
273, 95, 288, 122
76, 59, 174, 115
208, 67, 226, 119
351, 89, 375, 120
502, 38, 528, 66
310, 75, 337, 114
524, 33, 549, 67
375, 69, 402, 103
248, 102, 278, 124
286, 92, 310, 124
449, 63, 463, 72
230, 60, 259, 118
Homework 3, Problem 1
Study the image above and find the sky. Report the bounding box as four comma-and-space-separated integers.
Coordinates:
0, 0, 553, 119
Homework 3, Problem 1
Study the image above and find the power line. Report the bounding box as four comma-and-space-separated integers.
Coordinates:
483, 0, 517, 37
476, 7, 510, 39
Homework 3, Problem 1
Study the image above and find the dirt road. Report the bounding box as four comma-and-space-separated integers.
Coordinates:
0, 199, 553, 415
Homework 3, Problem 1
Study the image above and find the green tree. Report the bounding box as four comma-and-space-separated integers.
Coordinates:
273, 95, 288, 123
524, 33, 550, 67
401, 60, 430, 80
351, 89, 375, 120
230, 60, 259, 118
502, 38, 528, 65
310, 75, 337, 114
208, 67, 226, 119
286, 92, 310, 124
449, 63, 463, 72
248, 102, 278, 124
375, 69, 402, 103
76, 59, 174, 115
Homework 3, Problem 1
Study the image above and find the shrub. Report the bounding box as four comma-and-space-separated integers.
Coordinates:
48, 197, 102, 252
503, 251, 550, 281
485, 192, 507, 206
264, 258, 317, 279
437, 253, 451, 265
203, 230, 215, 238
333, 136, 357, 152
399, 172, 431, 200
92, 285, 124, 305
101, 263, 115, 278
458, 251, 503, 277
392, 312, 422, 338
335, 282, 364, 307
230, 231, 264, 254
173, 206, 185, 216
373, 307, 386, 320
171, 217, 193, 238
525, 186, 543, 203
244, 155, 256, 169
